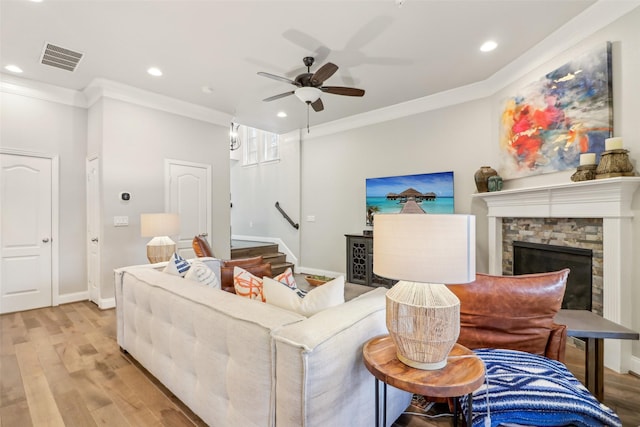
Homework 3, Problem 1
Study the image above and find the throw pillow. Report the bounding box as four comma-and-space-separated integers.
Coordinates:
273, 267, 296, 289
163, 252, 190, 277
263, 275, 345, 317
185, 260, 220, 289
233, 266, 265, 302
459, 348, 622, 427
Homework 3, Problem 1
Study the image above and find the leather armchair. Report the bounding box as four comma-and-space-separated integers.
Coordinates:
193, 235, 214, 257
447, 268, 569, 362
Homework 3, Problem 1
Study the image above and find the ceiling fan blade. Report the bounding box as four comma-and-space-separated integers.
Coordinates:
311, 62, 338, 85
321, 86, 365, 97
257, 72, 298, 86
263, 91, 295, 102
310, 98, 324, 112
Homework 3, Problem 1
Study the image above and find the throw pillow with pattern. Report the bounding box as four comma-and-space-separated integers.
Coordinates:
273, 268, 307, 297
233, 266, 265, 302
163, 252, 190, 277
185, 260, 220, 289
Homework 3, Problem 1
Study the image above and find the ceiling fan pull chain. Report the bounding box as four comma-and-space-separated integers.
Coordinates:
307, 104, 310, 133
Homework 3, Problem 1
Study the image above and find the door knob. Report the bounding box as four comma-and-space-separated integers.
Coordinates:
91, 237, 99, 242
42, 238, 50, 243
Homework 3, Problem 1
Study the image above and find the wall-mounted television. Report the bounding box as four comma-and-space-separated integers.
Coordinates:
365, 171, 454, 226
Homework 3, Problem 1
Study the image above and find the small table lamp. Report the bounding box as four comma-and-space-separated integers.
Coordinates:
374, 213, 476, 370
140, 213, 180, 263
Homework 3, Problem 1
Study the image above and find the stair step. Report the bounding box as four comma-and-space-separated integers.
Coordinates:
271, 262, 295, 276
230, 240, 293, 276
262, 252, 287, 264
231, 242, 279, 259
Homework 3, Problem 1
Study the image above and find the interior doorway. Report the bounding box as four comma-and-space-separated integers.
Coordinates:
1, 150, 59, 314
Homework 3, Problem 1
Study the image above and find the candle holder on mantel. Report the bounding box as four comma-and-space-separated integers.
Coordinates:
571, 164, 597, 182
595, 149, 635, 179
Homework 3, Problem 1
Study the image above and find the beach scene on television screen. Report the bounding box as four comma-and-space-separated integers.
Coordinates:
365, 171, 454, 226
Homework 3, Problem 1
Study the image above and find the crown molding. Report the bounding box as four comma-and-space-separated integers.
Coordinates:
305, 0, 640, 140
0, 73, 87, 108
84, 78, 232, 126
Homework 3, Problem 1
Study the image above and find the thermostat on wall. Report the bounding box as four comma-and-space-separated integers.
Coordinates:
120, 192, 131, 202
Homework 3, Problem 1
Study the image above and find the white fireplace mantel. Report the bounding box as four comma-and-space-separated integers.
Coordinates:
473, 177, 640, 373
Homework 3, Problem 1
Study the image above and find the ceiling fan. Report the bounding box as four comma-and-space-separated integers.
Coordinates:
258, 56, 365, 113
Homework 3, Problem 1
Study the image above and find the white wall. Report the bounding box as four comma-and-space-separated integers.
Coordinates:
93, 97, 230, 300
300, 99, 492, 275
1, 90, 88, 297
230, 129, 301, 262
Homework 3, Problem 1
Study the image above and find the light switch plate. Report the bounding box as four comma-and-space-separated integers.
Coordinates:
114, 216, 129, 227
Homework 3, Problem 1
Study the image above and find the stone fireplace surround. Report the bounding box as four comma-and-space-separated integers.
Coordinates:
473, 177, 640, 374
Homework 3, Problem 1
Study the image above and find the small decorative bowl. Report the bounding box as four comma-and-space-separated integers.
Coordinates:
305, 276, 331, 286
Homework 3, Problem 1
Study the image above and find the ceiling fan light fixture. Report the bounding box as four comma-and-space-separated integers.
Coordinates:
295, 87, 321, 103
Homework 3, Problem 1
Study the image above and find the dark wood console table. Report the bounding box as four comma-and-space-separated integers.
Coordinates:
555, 309, 639, 401
345, 234, 395, 287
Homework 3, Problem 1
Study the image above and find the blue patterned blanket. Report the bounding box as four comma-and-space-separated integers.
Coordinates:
459, 349, 621, 427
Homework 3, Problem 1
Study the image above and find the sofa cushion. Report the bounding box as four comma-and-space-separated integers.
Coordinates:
163, 252, 190, 277
447, 269, 569, 357
460, 348, 621, 427
263, 275, 345, 317
185, 259, 220, 289
233, 266, 266, 301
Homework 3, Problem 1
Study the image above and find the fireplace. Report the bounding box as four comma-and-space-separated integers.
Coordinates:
513, 241, 592, 311
472, 177, 640, 374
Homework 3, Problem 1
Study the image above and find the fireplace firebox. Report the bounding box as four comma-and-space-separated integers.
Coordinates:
513, 241, 592, 311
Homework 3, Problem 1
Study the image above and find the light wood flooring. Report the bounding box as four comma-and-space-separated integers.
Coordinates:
1, 302, 639, 426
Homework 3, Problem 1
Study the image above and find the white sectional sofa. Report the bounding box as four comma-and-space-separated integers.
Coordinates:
114, 259, 411, 427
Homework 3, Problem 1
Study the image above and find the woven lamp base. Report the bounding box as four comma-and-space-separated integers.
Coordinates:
386, 281, 460, 370
146, 236, 176, 263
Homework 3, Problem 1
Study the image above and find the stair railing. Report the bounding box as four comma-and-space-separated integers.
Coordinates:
275, 201, 299, 230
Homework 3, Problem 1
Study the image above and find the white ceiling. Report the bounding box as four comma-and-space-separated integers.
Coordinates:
0, 0, 605, 134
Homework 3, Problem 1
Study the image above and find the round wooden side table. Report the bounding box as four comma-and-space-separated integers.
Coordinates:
363, 335, 485, 427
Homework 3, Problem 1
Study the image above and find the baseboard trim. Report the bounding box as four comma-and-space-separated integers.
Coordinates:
296, 265, 344, 280
98, 298, 116, 310
56, 292, 115, 310
57, 291, 89, 305
629, 354, 640, 377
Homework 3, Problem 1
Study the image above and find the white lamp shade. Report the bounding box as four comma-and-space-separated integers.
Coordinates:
140, 213, 180, 237
295, 86, 322, 103
373, 214, 476, 284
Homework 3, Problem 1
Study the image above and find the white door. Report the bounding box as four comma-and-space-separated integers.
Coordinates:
0, 153, 53, 314
166, 160, 212, 259
87, 157, 101, 305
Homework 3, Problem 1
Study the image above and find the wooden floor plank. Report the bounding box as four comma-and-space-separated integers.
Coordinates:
0, 354, 27, 408
0, 398, 33, 427
90, 402, 130, 427
15, 341, 65, 427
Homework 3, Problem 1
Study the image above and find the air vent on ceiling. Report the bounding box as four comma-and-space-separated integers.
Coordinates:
40, 42, 83, 72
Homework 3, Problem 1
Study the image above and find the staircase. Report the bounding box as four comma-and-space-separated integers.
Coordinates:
231, 240, 294, 276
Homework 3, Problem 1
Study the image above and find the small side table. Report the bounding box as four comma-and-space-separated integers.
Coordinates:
363, 335, 485, 427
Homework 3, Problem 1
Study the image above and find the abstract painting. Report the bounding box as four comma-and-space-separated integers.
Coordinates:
499, 43, 612, 179
365, 171, 454, 226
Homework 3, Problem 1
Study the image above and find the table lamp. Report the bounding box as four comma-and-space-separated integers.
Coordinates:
373, 213, 476, 370
140, 213, 180, 263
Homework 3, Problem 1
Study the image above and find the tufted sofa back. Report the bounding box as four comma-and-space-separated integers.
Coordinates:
447, 269, 569, 361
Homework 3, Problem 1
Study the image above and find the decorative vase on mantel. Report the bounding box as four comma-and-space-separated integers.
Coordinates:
474, 166, 498, 193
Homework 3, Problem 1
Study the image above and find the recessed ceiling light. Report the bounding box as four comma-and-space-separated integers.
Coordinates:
480, 41, 498, 52
147, 67, 163, 77
4, 64, 23, 73
277, 111, 287, 118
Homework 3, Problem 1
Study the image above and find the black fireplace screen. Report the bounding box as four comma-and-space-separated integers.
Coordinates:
513, 241, 592, 311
